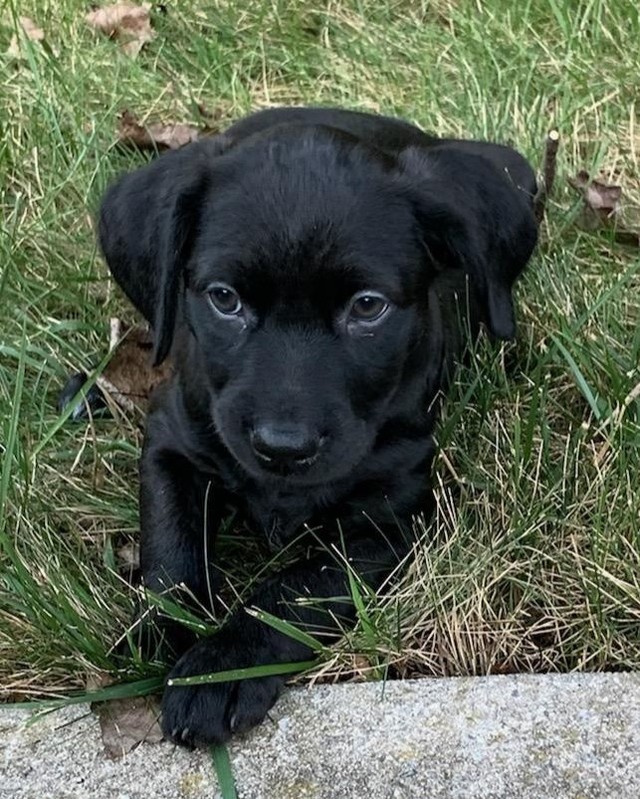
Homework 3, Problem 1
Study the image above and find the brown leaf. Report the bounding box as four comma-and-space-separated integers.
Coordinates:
568, 171, 639, 244
117, 109, 205, 151
98, 320, 173, 413
93, 696, 163, 758
85, 2, 154, 57
568, 170, 622, 219
6, 16, 45, 59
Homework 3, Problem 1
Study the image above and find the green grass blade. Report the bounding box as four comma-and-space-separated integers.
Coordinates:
143, 590, 216, 635
211, 745, 238, 799
167, 660, 318, 687
0, 329, 26, 542
246, 607, 326, 653
0, 677, 165, 710
550, 334, 605, 422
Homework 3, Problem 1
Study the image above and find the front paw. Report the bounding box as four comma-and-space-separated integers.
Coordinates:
161, 631, 287, 747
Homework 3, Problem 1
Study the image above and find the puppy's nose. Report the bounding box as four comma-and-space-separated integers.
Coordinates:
251, 423, 320, 467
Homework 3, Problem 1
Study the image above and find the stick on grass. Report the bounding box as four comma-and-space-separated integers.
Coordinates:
533, 129, 560, 224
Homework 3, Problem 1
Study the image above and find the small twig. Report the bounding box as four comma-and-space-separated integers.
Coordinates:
108, 317, 122, 351
533, 129, 560, 225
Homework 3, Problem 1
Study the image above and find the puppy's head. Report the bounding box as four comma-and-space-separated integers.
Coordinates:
99, 123, 536, 485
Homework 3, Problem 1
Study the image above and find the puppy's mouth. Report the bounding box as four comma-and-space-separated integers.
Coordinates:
254, 450, 319, 471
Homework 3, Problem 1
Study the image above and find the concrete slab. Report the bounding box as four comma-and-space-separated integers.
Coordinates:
1, 673, 639, 799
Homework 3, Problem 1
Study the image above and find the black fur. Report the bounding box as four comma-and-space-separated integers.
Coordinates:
98, 106, 537, 746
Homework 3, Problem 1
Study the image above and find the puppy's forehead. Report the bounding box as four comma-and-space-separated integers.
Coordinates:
192, 129, 422, 303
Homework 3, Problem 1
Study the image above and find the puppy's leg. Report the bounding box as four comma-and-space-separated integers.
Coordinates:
162, 527, 413, 746
134, 416, 223, 662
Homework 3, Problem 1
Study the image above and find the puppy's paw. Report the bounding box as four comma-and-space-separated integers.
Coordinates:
161, 632, 286, 747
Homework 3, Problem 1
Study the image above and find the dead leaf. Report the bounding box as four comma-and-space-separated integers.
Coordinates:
568, 170, 622, 226
98, 320, 173, 413
568, 170, 638, 246
57, 319, 172, 421
93, 696, 163, 758
85, 2, 154, 57
585, 182, 622, 214
117, 109, 206, 151
6, 16, 45, 59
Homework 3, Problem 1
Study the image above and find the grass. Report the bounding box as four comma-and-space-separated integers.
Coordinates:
1, 0, 639, 701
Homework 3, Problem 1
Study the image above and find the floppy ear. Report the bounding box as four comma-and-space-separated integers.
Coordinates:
399, 144, 538, 339
98, 136, 230, 365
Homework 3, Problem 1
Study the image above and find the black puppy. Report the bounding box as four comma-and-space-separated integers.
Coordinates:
97, 106, 537, 746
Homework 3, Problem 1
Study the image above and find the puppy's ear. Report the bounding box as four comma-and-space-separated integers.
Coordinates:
98, 137, 230, 365
400, 144, 538, 339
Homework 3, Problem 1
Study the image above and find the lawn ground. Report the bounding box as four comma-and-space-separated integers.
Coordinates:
1, 0, 639, 699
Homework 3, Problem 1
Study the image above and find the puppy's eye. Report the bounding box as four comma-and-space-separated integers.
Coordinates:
348, 292, 389, 323
208, 284, 242, 316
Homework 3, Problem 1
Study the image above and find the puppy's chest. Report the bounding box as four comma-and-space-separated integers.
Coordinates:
235, 481, 341, 551
168, 407, 339, 548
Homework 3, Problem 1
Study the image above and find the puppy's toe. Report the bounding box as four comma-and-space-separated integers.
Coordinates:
227, 676, 283, 735
161, 682, 231, 747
